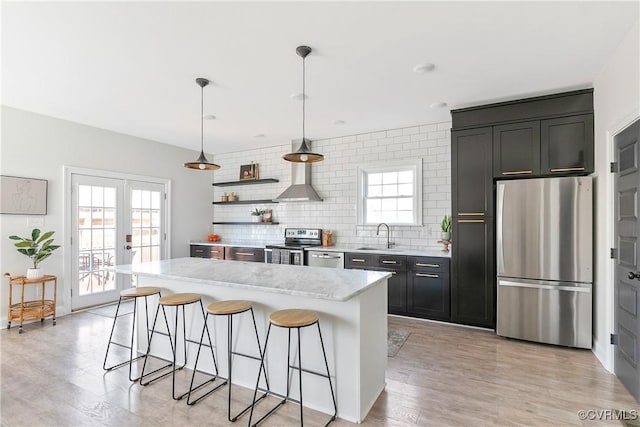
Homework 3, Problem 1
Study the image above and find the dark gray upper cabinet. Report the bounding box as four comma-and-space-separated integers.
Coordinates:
493, 121, 541, 177
452, 127, 494, 217
541, 114, 594, 175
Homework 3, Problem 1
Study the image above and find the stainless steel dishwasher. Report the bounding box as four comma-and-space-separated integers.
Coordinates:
306, 251, 345, 268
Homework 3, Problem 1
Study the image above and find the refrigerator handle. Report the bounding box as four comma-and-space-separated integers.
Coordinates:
496, 183, 505, 275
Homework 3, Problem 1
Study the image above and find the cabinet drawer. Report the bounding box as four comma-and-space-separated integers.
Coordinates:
225, 246, 265, 263
408, 256, 449, 273
374, 254, 406, 269
190, 245, 224, 259
345, 253, 374, 268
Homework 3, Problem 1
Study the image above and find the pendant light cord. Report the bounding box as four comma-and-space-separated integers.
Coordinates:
302, 55, 306, 141
200, 84, 204, 153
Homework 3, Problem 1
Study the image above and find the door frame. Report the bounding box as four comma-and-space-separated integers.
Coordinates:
607, 111, 640, 373
62, 166, 172, 313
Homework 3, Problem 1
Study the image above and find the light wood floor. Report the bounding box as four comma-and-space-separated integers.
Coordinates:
1, 311, 636, 426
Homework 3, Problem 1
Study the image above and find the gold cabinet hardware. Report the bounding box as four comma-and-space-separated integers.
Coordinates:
458, 219, 485, 223
351, 258, 366, 262
416, 263, 439, 268
416, 273, 439, 278
236, 252, 255, 256
458, 212, 485, 216
381, 260, 397, 264
502, 170, 533, 175
550, 167, 585, 172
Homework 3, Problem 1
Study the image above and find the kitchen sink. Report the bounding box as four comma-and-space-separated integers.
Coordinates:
355, 246, 401, 251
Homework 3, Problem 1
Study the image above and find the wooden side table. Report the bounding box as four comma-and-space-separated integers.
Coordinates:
4, 273, 57, 334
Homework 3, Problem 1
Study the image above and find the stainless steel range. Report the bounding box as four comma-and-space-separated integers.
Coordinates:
265, 228, 322, 266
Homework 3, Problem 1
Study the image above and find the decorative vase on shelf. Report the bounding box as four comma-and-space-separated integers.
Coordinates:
26, 268, 42, 280
441, 231, 451, 241
252, 215, 263, 222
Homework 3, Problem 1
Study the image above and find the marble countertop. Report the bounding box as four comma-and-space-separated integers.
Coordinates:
305, 245, 451, 258
109, 257, 391, 302
191, 241, 450, 258
190, 240, 274, 249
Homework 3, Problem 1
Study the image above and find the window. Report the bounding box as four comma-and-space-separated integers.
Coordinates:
357, 159, 422, 225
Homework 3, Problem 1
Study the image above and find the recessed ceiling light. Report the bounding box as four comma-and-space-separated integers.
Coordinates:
202, 114, 216, 120
413, 63, 435, 74
254, 133, 265, 138
430, 102, 448, 108
290, 92, 308, 100
332, 120, 346, 125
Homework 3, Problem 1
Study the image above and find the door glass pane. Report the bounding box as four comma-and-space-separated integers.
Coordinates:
130, 188, 163, 267
78, 185, 117, 296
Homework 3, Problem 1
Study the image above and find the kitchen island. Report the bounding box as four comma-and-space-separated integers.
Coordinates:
110, 257, 389, 423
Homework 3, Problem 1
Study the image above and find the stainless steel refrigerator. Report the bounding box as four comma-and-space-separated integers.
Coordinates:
496, 176, 592, 349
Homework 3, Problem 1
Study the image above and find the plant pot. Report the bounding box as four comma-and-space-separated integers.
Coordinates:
441, 231, 451, 241
252, 215, 263, 222
26, 268, 42, 280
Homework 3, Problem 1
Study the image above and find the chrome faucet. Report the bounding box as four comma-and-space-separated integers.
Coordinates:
376, 223, 391, 249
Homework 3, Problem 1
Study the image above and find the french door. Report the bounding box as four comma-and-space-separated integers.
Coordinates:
70, 173, 167, 310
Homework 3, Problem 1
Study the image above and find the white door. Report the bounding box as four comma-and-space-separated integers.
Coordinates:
70, 174, 167, 310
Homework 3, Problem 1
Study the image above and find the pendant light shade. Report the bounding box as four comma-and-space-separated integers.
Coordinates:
184, 77, 220, 171
283, 46, 324, 163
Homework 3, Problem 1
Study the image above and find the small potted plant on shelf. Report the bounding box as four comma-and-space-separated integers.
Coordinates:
9, 229, 60, 279
440, 215, 451, 241
250, 208, 265, 222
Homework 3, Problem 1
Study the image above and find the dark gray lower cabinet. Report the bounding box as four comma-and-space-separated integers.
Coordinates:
346, 252, 448, 319
224, 246, 264, 263
450, 218, 495, 328
190, 244, 225, 259
406, 257, 450, 320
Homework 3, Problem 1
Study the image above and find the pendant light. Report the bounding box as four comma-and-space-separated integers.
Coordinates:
184, 78, 220, 170
283, 45, 324, 163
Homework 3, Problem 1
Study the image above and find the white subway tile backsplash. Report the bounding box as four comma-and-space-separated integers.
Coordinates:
211, 120, 451, 250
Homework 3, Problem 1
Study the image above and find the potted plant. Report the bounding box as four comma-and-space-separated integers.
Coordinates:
250, 208, 265, 222
441, 215, 451, 241
9, 229, 60, 279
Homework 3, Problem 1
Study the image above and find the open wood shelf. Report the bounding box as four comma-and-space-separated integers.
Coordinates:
212, 199, 277, 205
212, 221, 280, 225
212, 178, 279, 187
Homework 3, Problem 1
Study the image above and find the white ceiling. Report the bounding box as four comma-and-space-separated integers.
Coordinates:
3, 2, 638, 154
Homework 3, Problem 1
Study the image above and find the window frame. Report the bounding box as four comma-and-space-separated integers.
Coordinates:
356, 159, 423, 226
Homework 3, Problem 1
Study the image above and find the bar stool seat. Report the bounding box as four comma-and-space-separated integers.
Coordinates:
159, 293, 201, 306
103, 286, 162, 381
249, 308, 337, 427
187, 299, 269, 422
120, 286, 161, 298
269, 309, 318, 328
140, 292, 213, 401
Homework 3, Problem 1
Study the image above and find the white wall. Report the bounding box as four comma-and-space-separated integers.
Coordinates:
0, 106, 213, 319
592, 21, 640, 371
210, 122, 452, 249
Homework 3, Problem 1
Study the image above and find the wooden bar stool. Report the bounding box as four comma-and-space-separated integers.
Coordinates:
140, 292, 213, 401
103, 286, 163, 381
248, 309, 337, 427
187, 300, 269, 422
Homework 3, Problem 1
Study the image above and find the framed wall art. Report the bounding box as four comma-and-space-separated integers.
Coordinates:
239, 163, 259, 181
0, 175, 48, 215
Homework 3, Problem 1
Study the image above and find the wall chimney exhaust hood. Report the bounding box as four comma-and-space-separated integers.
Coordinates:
274, 140, 323, 202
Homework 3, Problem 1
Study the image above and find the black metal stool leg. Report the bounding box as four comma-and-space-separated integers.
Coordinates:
248, 323, 274, 427
187, 308, 226, 405
297, 327, 304, 426
139, 304, 175, 386
103, 296, 124, 370
127, 296, 138, 380
317, 323, 337, 426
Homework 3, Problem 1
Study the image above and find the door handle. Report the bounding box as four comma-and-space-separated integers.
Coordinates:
629, 272, 640, 280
